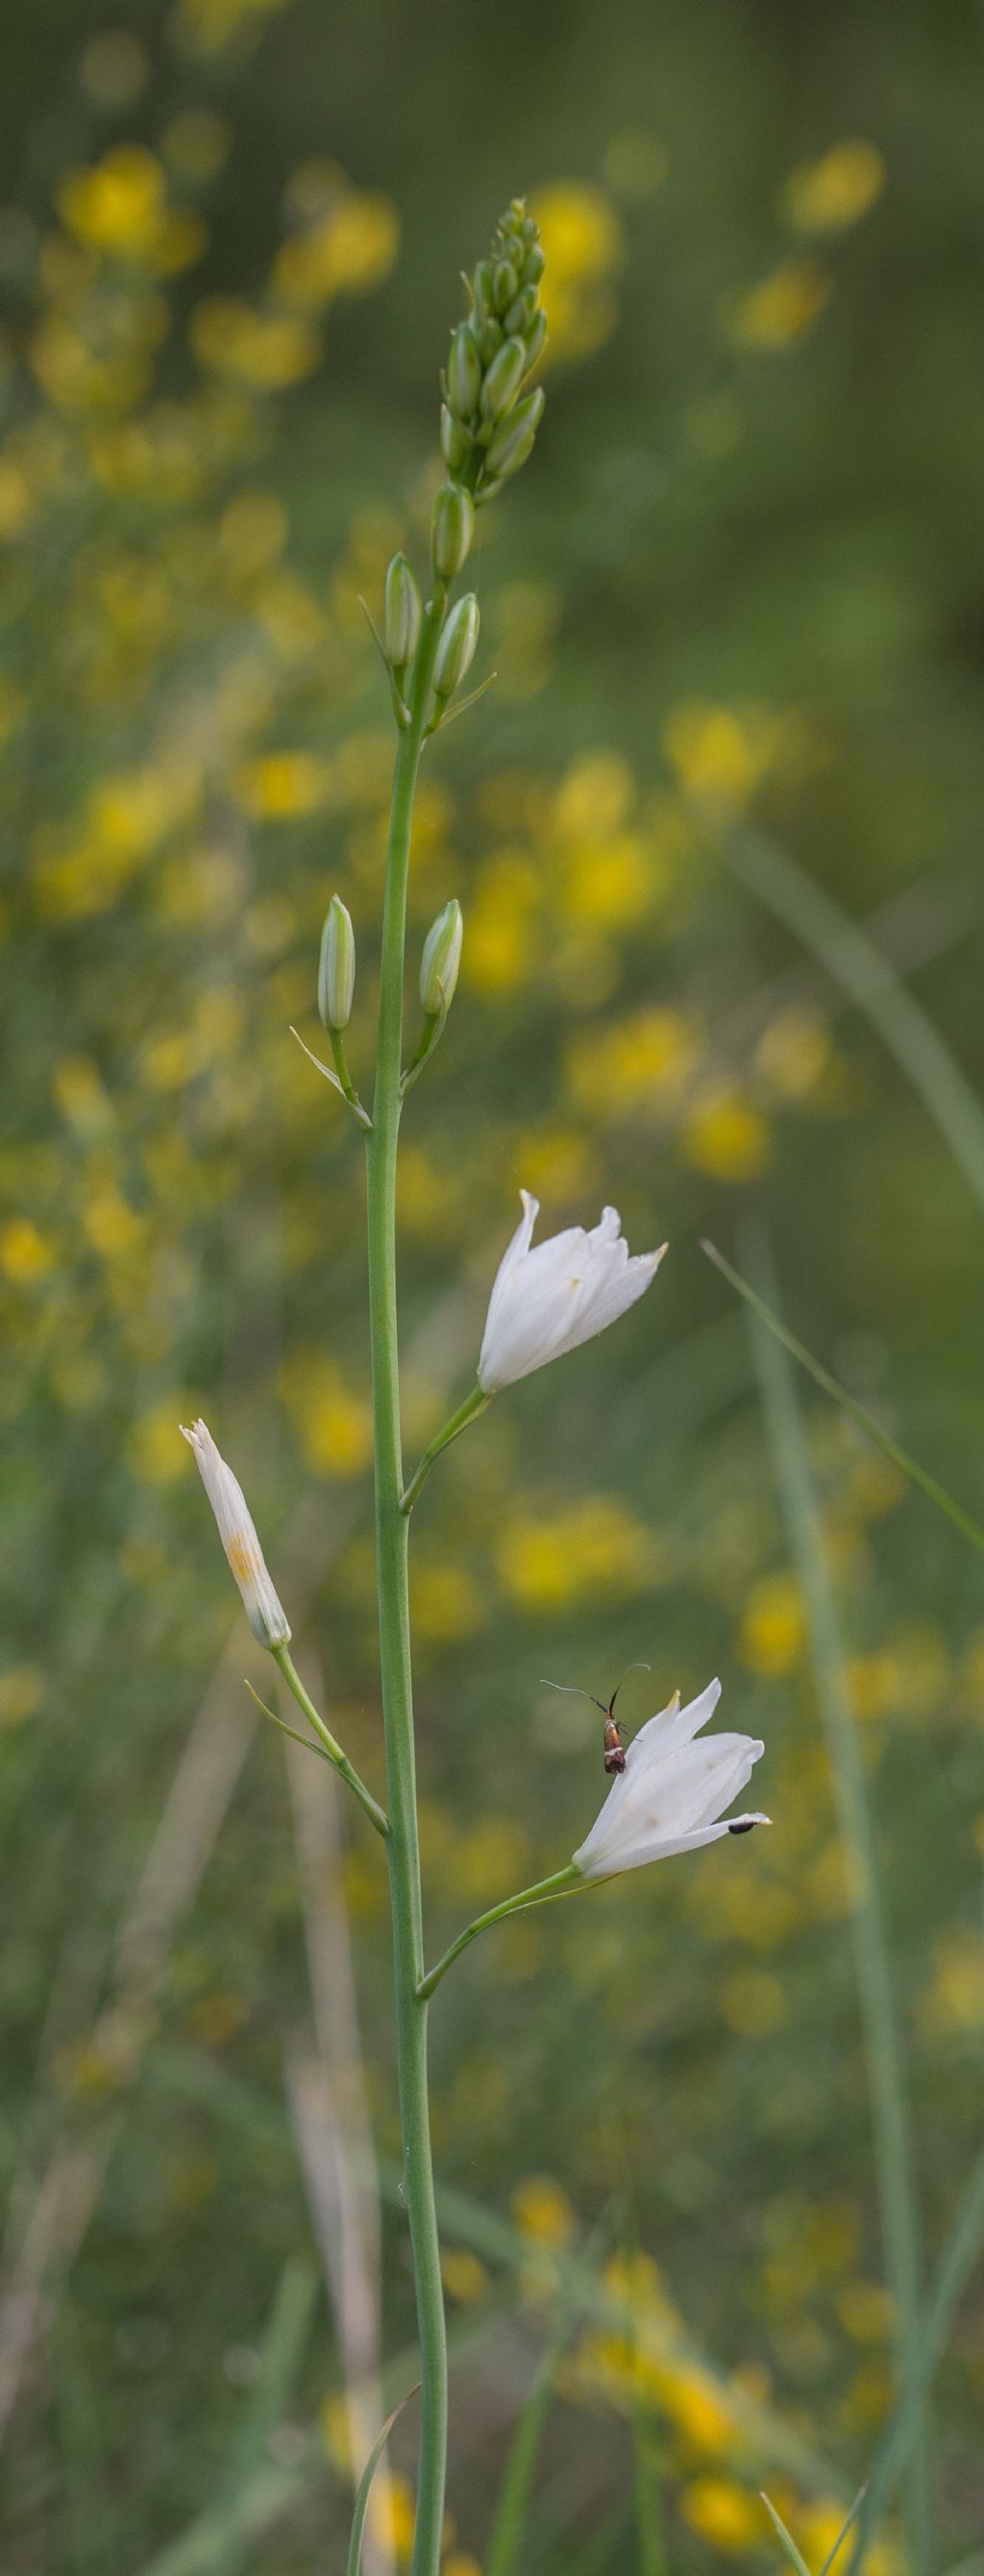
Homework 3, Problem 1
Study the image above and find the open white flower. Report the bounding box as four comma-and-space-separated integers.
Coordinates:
181, 1418, 290, 1648
573, 1678, 767, 1881
478, 1191, 666, 1394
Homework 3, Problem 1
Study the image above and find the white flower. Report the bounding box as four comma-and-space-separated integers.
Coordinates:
181, 1418, 290, 1648
573, 1678, 767, 1881
478, 1191, 667, 1394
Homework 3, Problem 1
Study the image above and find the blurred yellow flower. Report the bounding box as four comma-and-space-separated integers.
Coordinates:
275, 191, 399, 306
663, 700, 784, 806
58, 145, 167, 257
83, 1186, 144, 1259
681, 2477, 762, 2551
684, 1093, 772, 1182
443, 2558, 481, 2576
411, 1565, 483, 1644
0, 1665, 45, 1728
176, 0, 292, 51
530, 182, 624, 359
797, 2500, 897, 2576
370, 2468, 415, 2560
191, 297, 320, 387
566, 1007, 699, 1115
838, 2279, 894, 2344
130, 1399, 196, 1485
783, 140, 886, 234
0, 1218, 56, 1283
0, 459, 34, 539
512, 2175, 576, 2248
440, 2248, 488, 2305
234, 750, 332, 818
552, 750, 634, 842
739, 1571, 806, 1674
462, 852, 541, 994
755, 1008, 832, 1100
561, 831, 654, 928
499, 1496, 653, 1609
920, 1930, 984, 2034
281, 1356, 373, 1477
726, 256, 831, 350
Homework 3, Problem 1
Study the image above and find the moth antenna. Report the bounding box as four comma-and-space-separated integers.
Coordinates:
539, 1679, 609, 1715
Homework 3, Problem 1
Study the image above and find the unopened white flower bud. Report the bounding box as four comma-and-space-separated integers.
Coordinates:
433, 594, 480, 700
318, 895, 356, 1033
419, 899, 463, 1017
181, 1419, 290, 1648
383, 553, 422, 671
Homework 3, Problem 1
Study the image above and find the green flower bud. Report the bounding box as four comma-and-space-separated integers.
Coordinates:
521, 243, 546, 285
473, 259, 495, 315
318, 895, 356, 1033
431, 482, 474, 580
440, 403, 471, 472
504, 282, 537, 337
433, 593, 480, 699
419, 898, 463, 1016
478, 316, 504, 366
493, 258, 518, 313
484, 385, 545, 480
524, 312, 548, 376
480, 335, 528, 423
383, 553, 422, 670
447, 323, 481, 420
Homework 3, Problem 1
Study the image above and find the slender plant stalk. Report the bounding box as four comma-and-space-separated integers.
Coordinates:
400, 1384, 491, 1514
704, 814, 984, 1214
418, 1865, 583, 2001
271, 1647, 388, 1837
364, 580, 450, 2576
744, 1230, 932, 2576
701, 1240, 984, 1563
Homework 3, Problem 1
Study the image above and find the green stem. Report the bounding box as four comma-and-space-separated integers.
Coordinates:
744, 1230, 932, 2576
364, 580, 449, 2576
271, 1647, 388, 1838
400, 1385, 492, 1514
418, 1865, 582, 2001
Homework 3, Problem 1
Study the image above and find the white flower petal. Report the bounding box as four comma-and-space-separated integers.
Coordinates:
573, 1679, 766, 1880
181, 1418, 290, 1649
478, 1192, 666, 1392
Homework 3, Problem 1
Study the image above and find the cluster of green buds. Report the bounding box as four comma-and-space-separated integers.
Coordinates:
439, 198, 547, 512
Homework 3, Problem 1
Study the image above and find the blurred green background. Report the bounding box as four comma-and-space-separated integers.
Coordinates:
3, 1, 984, 2568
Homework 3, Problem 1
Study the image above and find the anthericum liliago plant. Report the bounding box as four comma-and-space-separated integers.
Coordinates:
181, 199, 770, 2576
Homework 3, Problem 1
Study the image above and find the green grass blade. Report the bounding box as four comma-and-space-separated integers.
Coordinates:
348, 2386, 419, 2576
849, 2145, 984, 2570
485, 2330, 565, 2576
760, 2492, 814, 2576
214, 2258, 318, 2546
744, 1230, 932, 2576
708, 814, 984, 1213
702, 1238, 984, 1562
818, 2488, 868, 2574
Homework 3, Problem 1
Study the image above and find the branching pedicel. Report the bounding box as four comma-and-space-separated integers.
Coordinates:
181, 199, 769, 2576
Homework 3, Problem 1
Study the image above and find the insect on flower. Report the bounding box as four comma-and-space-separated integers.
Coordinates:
541, 1662, 652, 1774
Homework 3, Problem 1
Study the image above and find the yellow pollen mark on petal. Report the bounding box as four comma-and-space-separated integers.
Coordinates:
226, 1532, 257, 1584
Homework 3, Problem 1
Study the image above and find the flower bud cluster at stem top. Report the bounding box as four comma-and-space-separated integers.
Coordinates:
434, 197, 547, 552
